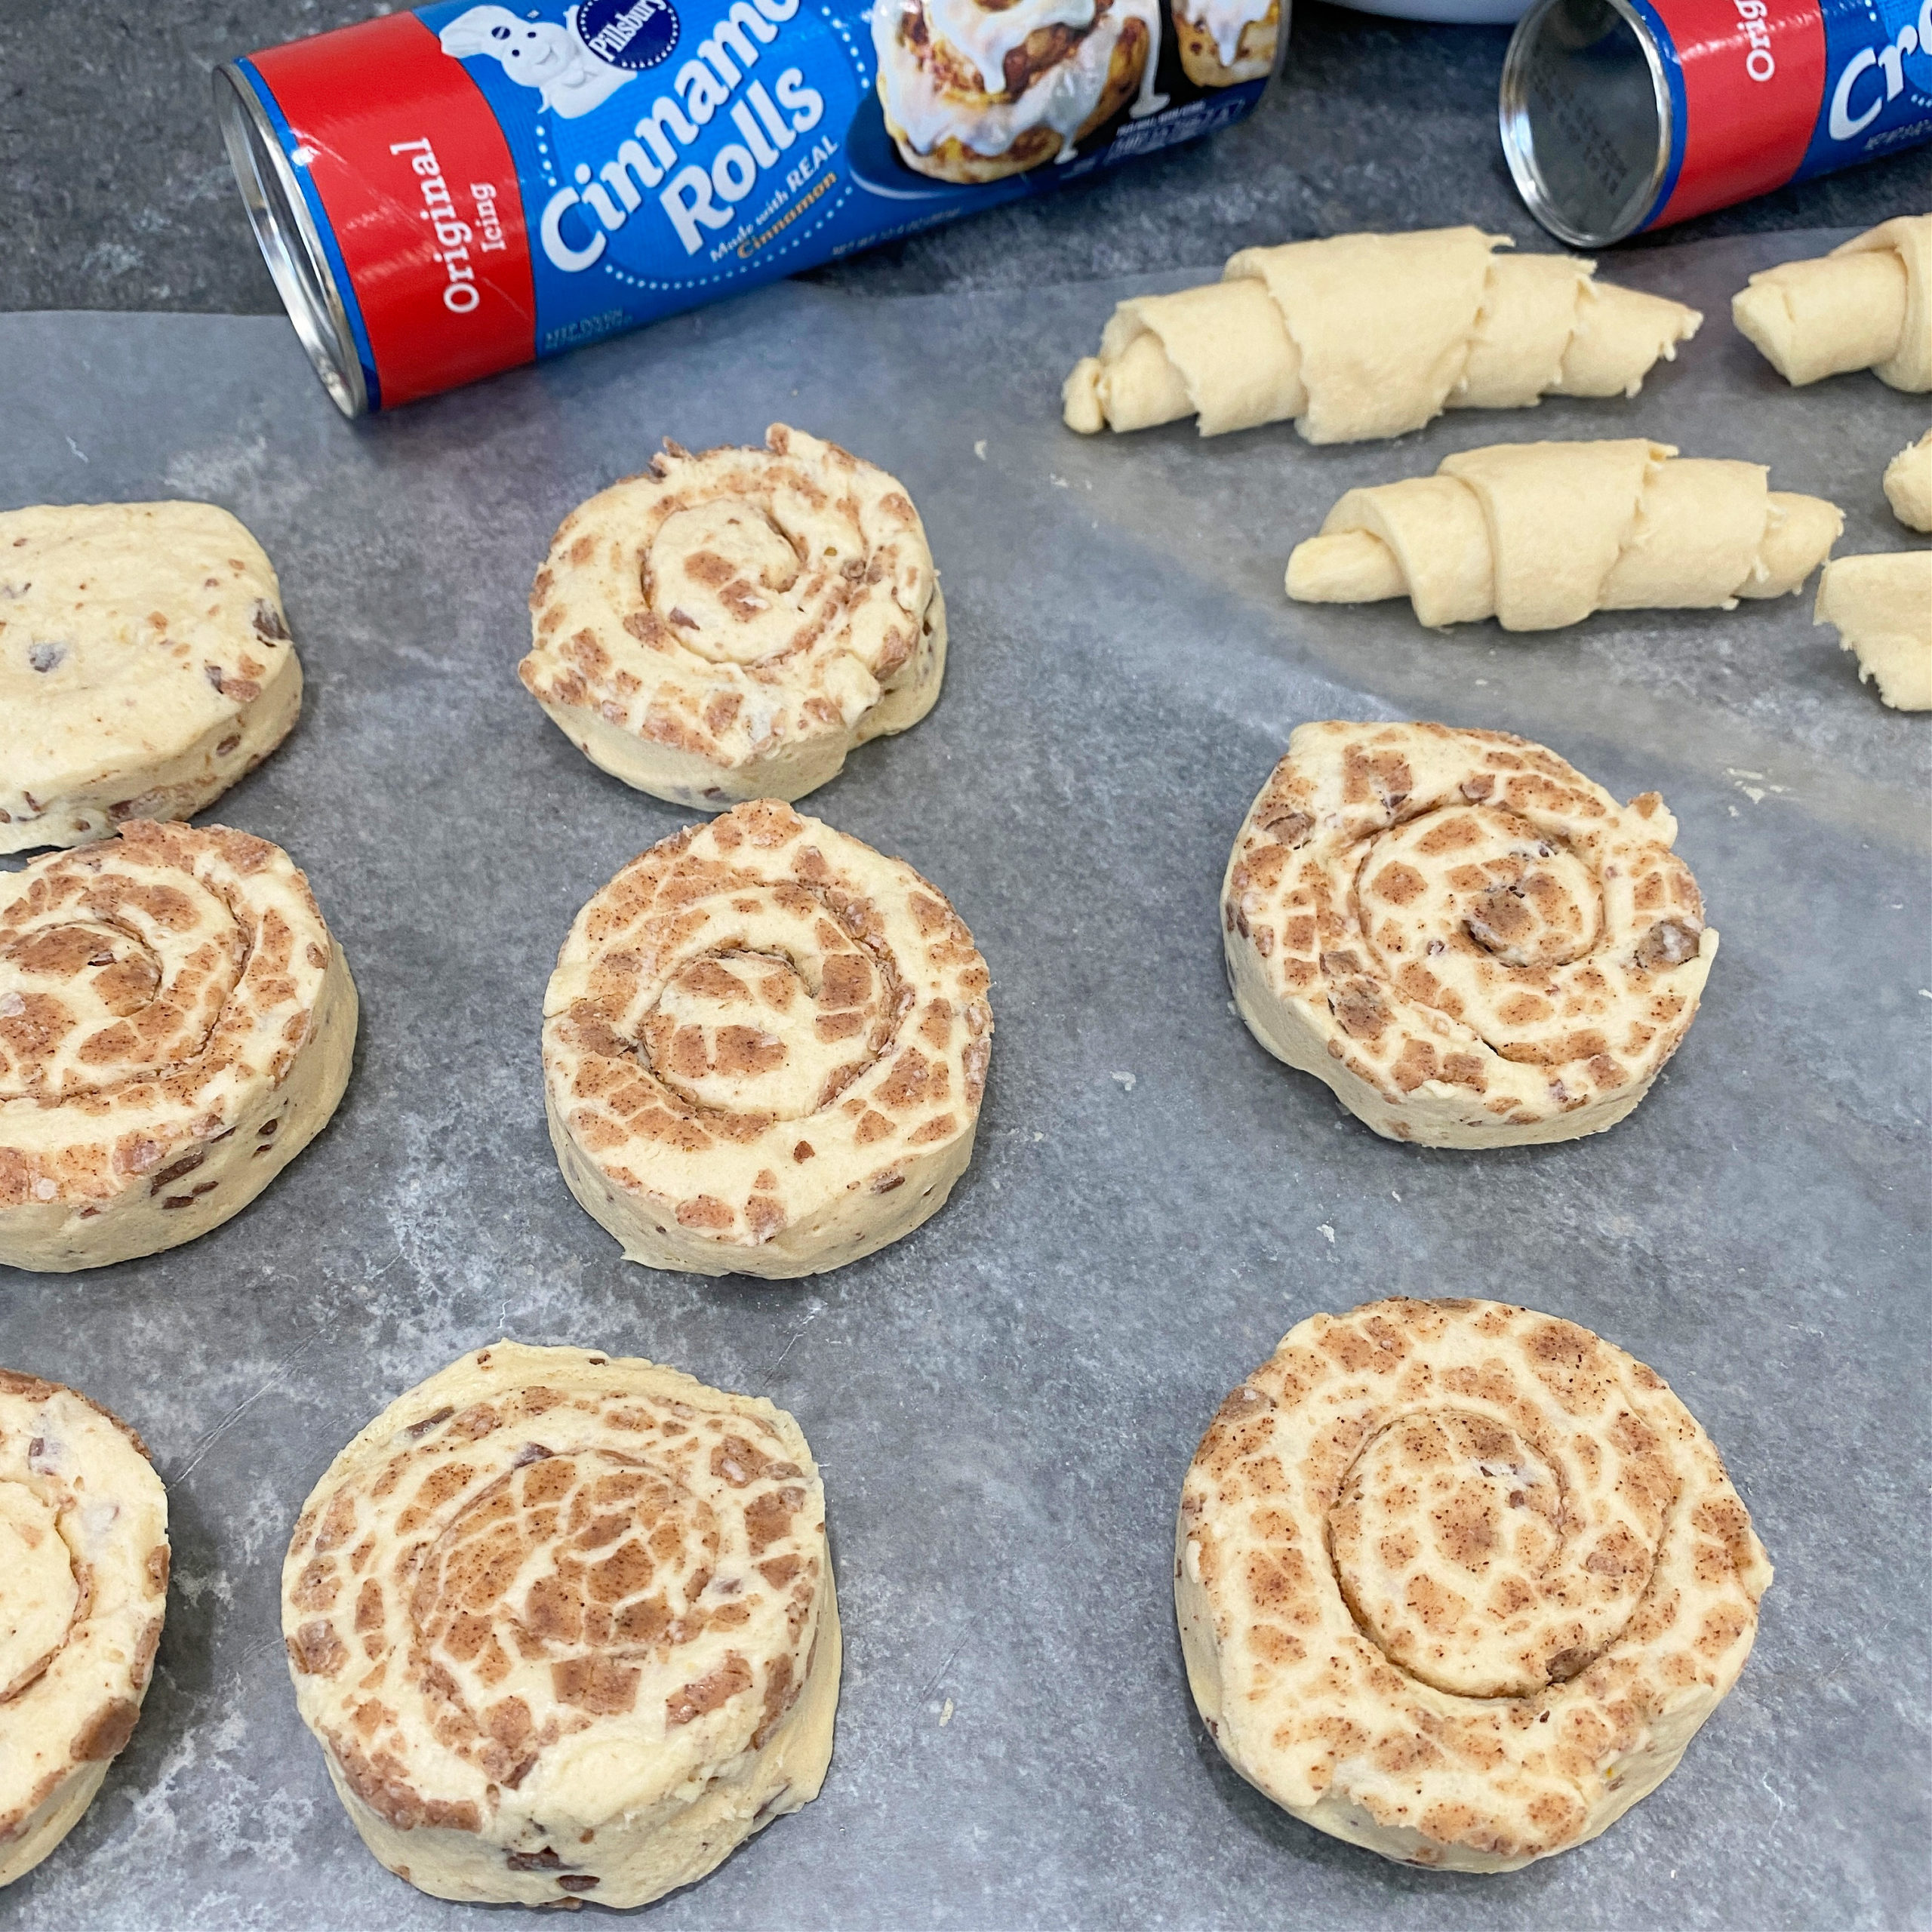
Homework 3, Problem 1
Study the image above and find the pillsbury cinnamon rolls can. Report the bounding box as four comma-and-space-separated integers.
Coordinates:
216, 0, 1283, 416
1500, 0, 1932, 246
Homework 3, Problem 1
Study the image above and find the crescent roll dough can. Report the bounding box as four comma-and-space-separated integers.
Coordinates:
1500, 0, 1932, 247
214, 0, 1284, 417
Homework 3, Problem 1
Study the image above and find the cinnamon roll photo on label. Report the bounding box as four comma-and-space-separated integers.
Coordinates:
0, 502, 301, 854
282, 1343, 838, 1909
0, 821, 357, 1272
1223, 723, 1716, 1148
520, 427, 946, 808
543, 800, 992, 1278
1171, 0, 1278, 85
871, 0, 1171, 185
0, 1370, 168, 1889
1177, 1299, 1770, 1872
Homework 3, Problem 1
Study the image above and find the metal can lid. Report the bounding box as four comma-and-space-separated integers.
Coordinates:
1500, 0, 1672, 248
214, 64, 369, 420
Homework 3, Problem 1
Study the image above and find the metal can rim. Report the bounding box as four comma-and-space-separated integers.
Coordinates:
1498, 0, 1672, 250
214, 63, 370, 420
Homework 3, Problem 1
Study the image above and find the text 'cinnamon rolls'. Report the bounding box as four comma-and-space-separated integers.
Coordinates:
282, 1343, 838, 1908
1223, 723, 1715, 1146
1178, 1299, 1770, 1872
544, 799, 992, 1277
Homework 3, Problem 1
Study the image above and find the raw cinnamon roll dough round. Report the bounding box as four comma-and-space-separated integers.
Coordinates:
519, 426, 946, 807
282, 1343, 838, 1909
544, 799, 992, 1277
0, 820, 358, 1272
0, 502, 302, 853
1223, 723, 1716, 1146
1177, 1298, 1771, 1872
0, 1369, 169, 1888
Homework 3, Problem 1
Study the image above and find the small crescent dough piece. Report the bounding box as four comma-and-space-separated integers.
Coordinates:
1884, 429, 1932, 531
519, 426, 945, 807
0, 503, 302, 854
1814, 552, 1932, 710
1732, 214, 1932, 390
0, 820, 358, 1272
0, 1370, 168, 1889
1061, 229, 1700, 442
1286, 439, 1841, 631
543, 799, 992, 1278
282, 1343, 838, 1909
1224, 722, 1717, 1148
1177, 1298, 1771, 1872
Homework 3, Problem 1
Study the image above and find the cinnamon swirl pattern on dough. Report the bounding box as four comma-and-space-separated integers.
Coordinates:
544, 800, 992, 1277
1, 502, 301, 853
519, 427, 945, 807
283, 1343, 838, 1909
0, 821, 357, 1272
872, 0, 1165, 183
1177, 1299, 1771, 1872
1223, 724, 1715, 1147
1, 1370, 168, 1888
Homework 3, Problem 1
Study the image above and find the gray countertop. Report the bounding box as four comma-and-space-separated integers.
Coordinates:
2, 0, 1930, 317
0, 224, 1927, 1929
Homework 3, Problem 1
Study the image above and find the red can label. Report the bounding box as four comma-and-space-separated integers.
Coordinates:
231, 0, 1275, 411
1635, 0, 1932, 232
250, 15, 539, 408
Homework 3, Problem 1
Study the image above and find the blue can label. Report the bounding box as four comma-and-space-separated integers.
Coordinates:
235, 0, 1275, 406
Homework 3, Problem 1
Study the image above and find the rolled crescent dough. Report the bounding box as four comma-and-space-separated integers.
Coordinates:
543, 799, 992, 1277
1814, 552, 1932, 710
0, 502, 301, 853
1286, 439, 1841, 630
1224, 721, 1717, 1147
0, 820, 358, 1272
1177, 1297, 1771, 1871
283, 1343, 838, 1908
520, 426, 945, 807
1884, 429, 1932, 531
1063, 228, 1700, 442
0, 1370, 168, 1889
1732, 215, 1931, 390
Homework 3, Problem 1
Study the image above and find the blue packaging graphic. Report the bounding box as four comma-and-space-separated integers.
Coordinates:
220, 0, 1278, 410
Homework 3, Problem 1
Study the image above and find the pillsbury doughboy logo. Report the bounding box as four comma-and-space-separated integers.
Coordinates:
229, 0, 1283, 411
578, 0, 682, 67
437, 5, 637, 115
434, 0, 859, 286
